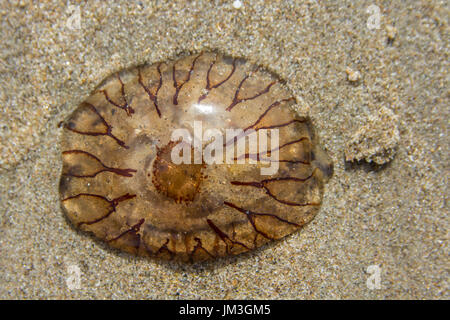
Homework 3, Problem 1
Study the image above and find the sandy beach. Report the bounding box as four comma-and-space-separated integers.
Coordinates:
0, 0, 448, 299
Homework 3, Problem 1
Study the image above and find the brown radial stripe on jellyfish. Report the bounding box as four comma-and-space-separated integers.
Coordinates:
99, 73, 134, 116
63, 102, 129, 148
59, 51, 333, 262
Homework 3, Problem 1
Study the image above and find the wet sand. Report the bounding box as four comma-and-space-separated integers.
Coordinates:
0, 1, 448, 299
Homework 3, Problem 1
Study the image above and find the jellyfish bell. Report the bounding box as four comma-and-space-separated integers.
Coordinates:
59, 52, 332, 261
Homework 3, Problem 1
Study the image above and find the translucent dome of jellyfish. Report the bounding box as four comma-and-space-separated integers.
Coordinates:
59, 52, 333, 262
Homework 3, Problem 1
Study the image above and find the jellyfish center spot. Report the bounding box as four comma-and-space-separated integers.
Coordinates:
151, 141, 203, 203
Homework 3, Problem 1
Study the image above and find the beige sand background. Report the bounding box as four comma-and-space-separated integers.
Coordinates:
0, 0, 448, 299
